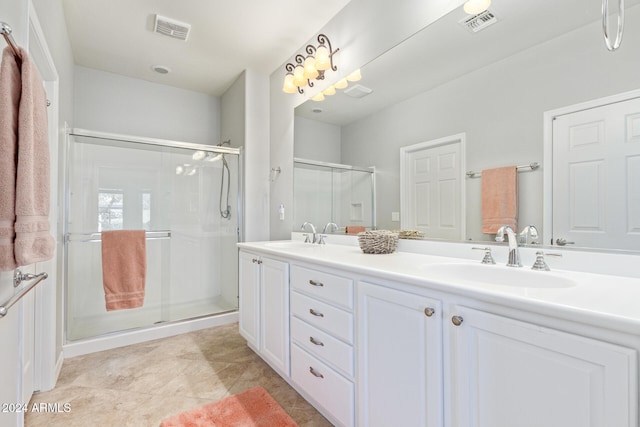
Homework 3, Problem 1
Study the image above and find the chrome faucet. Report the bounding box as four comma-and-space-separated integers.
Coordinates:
519, 225, 539, 245
301, 222, 317, 244
495, 225, 522, 267
322, 222, 338, 234
317, 222, 339, 245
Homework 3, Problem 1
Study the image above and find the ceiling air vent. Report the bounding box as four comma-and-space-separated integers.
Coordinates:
153, 14, 191, 41
344, 84, 373, 99
459, 10, 497, 33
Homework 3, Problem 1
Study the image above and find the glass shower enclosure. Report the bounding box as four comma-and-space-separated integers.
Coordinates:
293, 157, 375, 232
64, 129, 242, 342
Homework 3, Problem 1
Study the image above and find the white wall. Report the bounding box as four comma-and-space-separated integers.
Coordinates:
221, 72, 246, 147
269, 0, 466, 239
340, 8, 640, 240
294, 116, 341, 163
74, 66, 220, 145
242, 69, 270, 242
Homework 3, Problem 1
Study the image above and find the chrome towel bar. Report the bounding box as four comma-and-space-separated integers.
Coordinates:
65, 230, 171, 243
0, 21, 20, 57
466, 162, 540, 178
0, 270, 48, 318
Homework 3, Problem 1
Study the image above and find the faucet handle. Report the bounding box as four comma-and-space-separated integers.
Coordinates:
472, 247, 496, 264
303, 233, 311, 243
531, 251, 562, 271
317, 234, 327, 245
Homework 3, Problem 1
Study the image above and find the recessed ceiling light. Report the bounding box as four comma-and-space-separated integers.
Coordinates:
152, 65, 171, 74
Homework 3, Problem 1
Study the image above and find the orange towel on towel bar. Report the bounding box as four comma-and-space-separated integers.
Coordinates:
14, 46, 55, 266
101, 230, 146, 311
481, 166, 518, 234
0, 47, 21, 271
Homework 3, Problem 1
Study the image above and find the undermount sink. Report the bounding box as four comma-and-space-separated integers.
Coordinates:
264, 241, 321, 250
421, 263, 577, 289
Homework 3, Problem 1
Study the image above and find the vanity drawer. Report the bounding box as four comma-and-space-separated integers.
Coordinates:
291, 291, 353, 344
291, 265, 353, 310
291, 317, 354, 378
291, 343, 354, 427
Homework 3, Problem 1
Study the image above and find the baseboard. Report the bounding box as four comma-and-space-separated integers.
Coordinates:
63, 311, 239, 358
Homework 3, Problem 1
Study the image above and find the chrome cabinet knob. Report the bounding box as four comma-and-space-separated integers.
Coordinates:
424, 307, 435, 317
451, 315, 464, 326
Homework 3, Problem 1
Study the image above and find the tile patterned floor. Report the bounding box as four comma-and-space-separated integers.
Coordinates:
25, 322, 332, 427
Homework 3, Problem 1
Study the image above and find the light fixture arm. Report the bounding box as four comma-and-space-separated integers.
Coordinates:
295, 54, 314, 88
317, 34, 339, 72
284, 62, 304, 94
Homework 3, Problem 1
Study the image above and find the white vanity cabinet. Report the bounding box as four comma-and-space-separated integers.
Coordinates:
356, 280, 638, 427
238, 242, 640, 427
238, 250, 290, 376
357, 281, 443, 427
289, 264, 355, 427
446, 305, 638, 427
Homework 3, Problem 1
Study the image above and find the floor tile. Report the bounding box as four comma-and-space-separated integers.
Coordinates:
25, 322, 331, 427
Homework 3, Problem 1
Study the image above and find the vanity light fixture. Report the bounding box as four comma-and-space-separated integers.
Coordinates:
334, 78, 348, 90
312, 68, 361, 100
464, 0, 491, 14
322, 86, 336, 96
282, 34, 339, 94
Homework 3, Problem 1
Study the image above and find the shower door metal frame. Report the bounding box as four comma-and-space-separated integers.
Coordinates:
62, 128, 244, 343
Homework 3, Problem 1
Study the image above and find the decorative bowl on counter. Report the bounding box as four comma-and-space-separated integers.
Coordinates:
358, 230, 399, 254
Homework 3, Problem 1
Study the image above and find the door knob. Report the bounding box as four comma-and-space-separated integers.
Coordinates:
555, 238, 575, 246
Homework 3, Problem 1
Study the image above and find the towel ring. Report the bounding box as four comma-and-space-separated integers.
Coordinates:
602, 0, 625, 51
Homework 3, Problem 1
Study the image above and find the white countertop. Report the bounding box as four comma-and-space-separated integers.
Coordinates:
238, 239, 640, 335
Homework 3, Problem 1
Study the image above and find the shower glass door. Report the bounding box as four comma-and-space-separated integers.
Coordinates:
65, 132, 240, 342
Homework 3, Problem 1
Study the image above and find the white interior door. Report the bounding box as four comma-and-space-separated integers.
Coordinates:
552, 96, 640, 250
400, 134, 465, 240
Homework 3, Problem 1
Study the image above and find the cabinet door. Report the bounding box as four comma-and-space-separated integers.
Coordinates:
238, 251, 260, 348
447, 306, 638, 427
261, 257, 290, 376
357, 281, 443, 427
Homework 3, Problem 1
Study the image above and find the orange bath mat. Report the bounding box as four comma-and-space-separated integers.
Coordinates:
159, 386, 298, 427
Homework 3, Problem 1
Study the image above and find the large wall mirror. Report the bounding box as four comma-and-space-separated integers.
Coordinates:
294, 0, 640, 252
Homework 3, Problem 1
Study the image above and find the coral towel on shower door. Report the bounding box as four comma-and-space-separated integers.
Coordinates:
101, 230, 147, 311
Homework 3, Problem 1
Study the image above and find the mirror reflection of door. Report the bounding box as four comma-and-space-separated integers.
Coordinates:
400, 134, 465, 240
552, 94, 640, 251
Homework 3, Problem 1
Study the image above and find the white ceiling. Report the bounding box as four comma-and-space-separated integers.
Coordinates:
61, 0, 352, 96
